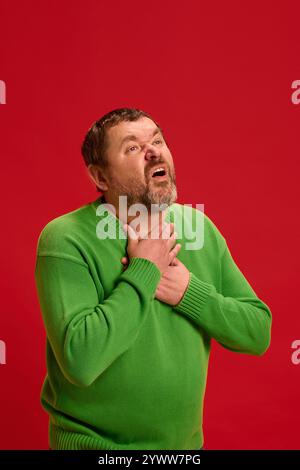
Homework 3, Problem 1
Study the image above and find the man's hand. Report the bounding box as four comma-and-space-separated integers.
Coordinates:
121, 250, 190, 307
123, 220, 181, 275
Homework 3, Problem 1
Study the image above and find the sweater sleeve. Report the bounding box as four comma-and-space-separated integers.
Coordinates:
173, 241, 272, 356
35, 254, 161, 388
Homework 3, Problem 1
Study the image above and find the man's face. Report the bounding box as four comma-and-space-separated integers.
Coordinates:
103, 117, 177, 209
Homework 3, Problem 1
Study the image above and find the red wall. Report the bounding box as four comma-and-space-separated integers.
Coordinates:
0, 0, 299, 449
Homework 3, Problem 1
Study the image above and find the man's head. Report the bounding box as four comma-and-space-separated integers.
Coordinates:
81, 108, 177, 210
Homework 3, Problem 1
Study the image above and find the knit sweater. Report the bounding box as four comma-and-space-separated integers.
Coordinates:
34, 196, 272, 450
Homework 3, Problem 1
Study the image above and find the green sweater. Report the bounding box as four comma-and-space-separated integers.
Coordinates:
34, 196, 272, 450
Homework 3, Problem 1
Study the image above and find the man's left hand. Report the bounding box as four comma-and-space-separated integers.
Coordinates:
120, 256, 190, 306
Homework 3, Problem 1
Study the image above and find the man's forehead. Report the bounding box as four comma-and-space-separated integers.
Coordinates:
109, 118, 158, 140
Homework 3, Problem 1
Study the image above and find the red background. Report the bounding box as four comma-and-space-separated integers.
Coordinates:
0, 1, 299, 449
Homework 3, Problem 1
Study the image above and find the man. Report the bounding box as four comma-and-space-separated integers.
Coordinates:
34, 108, 272, 451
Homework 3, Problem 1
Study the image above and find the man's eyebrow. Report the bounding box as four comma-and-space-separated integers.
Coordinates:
119, 127, 162, 149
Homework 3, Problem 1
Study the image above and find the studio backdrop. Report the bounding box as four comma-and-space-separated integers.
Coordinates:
0, 0, 299, 450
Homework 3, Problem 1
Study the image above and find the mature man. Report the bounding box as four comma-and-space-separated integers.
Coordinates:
34, 107, 272, 451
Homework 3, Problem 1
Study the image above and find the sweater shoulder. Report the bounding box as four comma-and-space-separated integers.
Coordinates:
35, 201, 94, 263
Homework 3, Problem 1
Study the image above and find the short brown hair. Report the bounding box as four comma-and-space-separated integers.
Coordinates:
81, 108, 166, 192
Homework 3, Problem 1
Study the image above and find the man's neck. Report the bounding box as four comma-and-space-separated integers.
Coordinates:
100, 193, 169, 238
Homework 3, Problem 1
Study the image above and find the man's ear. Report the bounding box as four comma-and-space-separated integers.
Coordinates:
87, 164, 109, 192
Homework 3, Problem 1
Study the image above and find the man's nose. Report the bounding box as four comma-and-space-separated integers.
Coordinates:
144, 143, 160, 161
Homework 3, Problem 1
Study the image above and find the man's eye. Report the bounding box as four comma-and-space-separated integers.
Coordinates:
126, 145, 138, 153
126, 139, 163, 153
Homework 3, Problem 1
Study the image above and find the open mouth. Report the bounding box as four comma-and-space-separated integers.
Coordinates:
151, 167, 167, 178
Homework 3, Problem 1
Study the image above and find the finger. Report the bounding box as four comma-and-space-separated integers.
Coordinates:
158, 211, 166, 236
148, 213, 171, 239
121, 257, 128, 264
162, 222, 174, 239
168, 243, 182, 264
133, 222, 145, 240
124, 223, 139, 241
170, 256, 180, 266
146, 214, 162, 239
166, 230, 178, 249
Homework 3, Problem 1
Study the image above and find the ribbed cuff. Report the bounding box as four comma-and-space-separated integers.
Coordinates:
173, 272, 213, 322
119, 257, 161, 298
50, 423, 123, 450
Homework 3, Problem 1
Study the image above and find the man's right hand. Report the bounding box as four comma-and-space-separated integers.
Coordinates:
123, 220, 181, 275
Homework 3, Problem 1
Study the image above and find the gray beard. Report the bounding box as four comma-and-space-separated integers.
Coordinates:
110, 174, 178, 210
